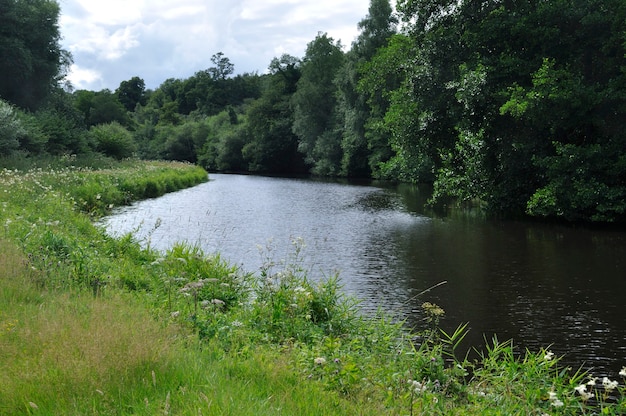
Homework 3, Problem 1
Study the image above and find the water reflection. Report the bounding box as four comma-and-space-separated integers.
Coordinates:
100, 173, 626, 376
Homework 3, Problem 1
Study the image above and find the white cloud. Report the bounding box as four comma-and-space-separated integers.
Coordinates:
59, 0, 370, 91
66, 64, 102, 89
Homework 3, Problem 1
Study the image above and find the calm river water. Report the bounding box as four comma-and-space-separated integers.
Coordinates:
100, 173, 626, 375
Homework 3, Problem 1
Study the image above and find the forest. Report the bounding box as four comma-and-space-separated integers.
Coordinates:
1, 0, 625, 222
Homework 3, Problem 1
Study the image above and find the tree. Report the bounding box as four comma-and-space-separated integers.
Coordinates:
208, 52, 234, 81
292, 33, 345, 175
384, 0, 626, 221
116, 76, 146, 112
241, 56, 305, 173
36, 88, 89, 155
0, 0, 71, 110
337, 0, 397, 177
74, 89, 130, 127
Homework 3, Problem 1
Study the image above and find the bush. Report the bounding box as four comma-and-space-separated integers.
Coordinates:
0, 99, 23, 155
90, 122, 137, 159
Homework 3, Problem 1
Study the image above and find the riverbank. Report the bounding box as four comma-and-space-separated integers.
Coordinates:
1, 159, 624, 414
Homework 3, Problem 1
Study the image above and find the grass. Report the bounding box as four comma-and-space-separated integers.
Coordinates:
1, 157, 625, 415
0, 244, 373, 415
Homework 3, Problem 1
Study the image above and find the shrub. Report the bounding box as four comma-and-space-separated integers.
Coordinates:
0, 99, 23, 155
90, 122, 137, 160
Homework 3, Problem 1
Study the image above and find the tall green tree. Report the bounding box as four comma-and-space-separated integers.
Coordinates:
116, 76, 146, 112
74, 89, 130, 127
336, 0, 397, 177
383, 0, 626, 221
242, 55, 305, 173
0, 0, 70, 110
292, 33, 345, 175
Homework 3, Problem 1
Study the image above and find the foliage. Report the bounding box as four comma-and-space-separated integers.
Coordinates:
116, 76, 147, 112
241, 56, 306, 173
90, 121, 137, 160
0, 99, 24, 155
292, 33, 346, 176
336, 0, 397, 178
197, 109, 248, 171
34, 89, 90, 155
1, 0, 625, 222
364, 0, 626, 221
73, 88, 130, 127
0, 0, 71, 110
527, 142, 626, 222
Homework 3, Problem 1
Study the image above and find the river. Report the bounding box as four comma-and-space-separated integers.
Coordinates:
100, 173, 626, 376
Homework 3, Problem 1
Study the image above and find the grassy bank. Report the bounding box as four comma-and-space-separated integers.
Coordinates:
1, 159, 625, 415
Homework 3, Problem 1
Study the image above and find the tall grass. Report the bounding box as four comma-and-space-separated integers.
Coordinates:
1, 160, 625, 415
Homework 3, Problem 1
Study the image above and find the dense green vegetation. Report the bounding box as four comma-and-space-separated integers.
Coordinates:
1, 0, 625, 221
1, 160, 625, 414
2, 1, 626, 413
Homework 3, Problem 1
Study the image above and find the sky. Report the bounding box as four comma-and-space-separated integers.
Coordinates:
58, 0, 371, 91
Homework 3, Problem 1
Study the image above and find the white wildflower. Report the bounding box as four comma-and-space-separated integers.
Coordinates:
602, 376, 618, 392
551, 399, 564, 407
574, 384, 593, 401
314, 357, 326, 365
548, 391, 563, 407
619, 367, 626, 377
409, 379, 427, 394
544, 351, 555, 361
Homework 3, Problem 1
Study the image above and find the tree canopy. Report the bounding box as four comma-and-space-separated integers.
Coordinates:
0, 0, 70, 110
2, 0, 624, 223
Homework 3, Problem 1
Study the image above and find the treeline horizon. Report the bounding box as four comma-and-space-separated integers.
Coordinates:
1, 0, 625, 223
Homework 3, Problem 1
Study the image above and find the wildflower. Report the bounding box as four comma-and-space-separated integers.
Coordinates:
602, 377, 619, 392
544, 351, 555, 361
170, 311, 180, 318
574, 384, 593, 401
548, 391, 563, 407
231, 320, 243, 327
409, 379, 427, 394
181, 281, 205, 292
619, 367, 626, 377
551, 399, 564, 407
314, 357, 326, 365
587, 377, 598, 386
211, 299, 225, 306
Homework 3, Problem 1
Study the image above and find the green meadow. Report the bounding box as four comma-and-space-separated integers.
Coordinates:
1, 158, 624, 415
